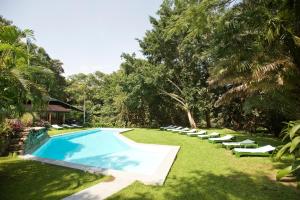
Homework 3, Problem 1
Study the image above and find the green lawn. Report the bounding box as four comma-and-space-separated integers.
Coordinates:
47, 128, 92, 136
1, 128, 299, 200
108, 128, 300, 200
0, 157, 110, 200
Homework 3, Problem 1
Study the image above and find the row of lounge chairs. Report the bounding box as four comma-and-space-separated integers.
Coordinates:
51, 124, 83, 129
160, 125, 276, 157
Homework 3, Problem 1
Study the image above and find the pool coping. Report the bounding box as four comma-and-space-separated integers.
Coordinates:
20, 128, 180, 186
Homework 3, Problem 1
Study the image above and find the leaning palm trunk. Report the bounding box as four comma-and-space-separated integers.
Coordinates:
186, 109, 197, 128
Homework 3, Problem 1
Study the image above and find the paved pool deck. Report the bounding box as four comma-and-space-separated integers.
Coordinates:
21, 128, 180, 199
63, 175, 135, 200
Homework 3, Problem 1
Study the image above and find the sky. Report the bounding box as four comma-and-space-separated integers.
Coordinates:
0, 0, 162, 76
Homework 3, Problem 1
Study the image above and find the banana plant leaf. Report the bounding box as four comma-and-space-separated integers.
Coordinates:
290, 136, 300, 153
276, 160, 300, 181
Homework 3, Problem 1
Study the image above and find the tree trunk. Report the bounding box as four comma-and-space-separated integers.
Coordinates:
187, 109, 197, 128
205, 110, 211, 128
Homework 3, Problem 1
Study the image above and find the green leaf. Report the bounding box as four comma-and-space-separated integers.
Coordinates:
276, 166, 293, 180
290, 136, 300, 153
289, 123, 300, 139
294, 35, 300, 47
276, 161, 300, 181
275, 142, 291, 160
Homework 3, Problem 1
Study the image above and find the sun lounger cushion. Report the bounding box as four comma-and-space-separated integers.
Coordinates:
187, 130, 207, 136
198, 132, 219, 138
234, 145, 275, 153
222, 139, 255, 146
209, 135, 234, 141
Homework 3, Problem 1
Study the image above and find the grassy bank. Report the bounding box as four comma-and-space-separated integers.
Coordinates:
0, 157, 109, 200
1, 128, 298, 200
108, 128, 299, 200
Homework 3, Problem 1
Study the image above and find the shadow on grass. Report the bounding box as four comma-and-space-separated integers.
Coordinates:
233, 134, 282, 146
0, 158, 104, 200
110, 170, 300, 200
108, 190, 154, 200
164, 170, 300, 200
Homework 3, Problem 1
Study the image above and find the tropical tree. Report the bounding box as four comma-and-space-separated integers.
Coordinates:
139, 0, 213, 128
202, 0, 300, 133
63, 0, 300, 133
0, 16, 66, 122
65, 72, 106, 124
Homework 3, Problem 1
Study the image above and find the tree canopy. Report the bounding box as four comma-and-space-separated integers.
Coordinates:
0, 16, 66, 122
1, 0, 300, 134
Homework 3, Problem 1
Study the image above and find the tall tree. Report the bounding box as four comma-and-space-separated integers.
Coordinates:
139, 0, 214, 128
0, 16, 66, 121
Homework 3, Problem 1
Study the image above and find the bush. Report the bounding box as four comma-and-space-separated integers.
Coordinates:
34, 120, 51, 129
0, 120, 13, 136
20, 113, 34, 127
92, 122, 114, 128
0, 121, 13, 156
275, 120, 300, 186
8, 119, 24, 133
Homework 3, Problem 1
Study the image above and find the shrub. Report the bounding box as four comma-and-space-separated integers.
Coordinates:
8, 119, 24, 133
92, 122, 113, 128
0, 120, 13, 156
20, 113, 34, 127
275, 120, 300, 186
0, 120, 13, 136
34, 120, 51, 129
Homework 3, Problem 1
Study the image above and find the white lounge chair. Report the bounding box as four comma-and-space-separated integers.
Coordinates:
187, 130, 207, 137
71, 124, 83, 128
173, 127, 189, 132
233, 145, 275, 157
167, 126, 182, 131
52, 124, 63, 129
180, 128, 197, 134
160, 125, 174, 130
198, 132, 220, 139
222, 139, 257, 149
208, 135, 235, 143
62, 124, 73, 128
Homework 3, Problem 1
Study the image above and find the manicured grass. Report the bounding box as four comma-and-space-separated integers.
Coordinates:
108, 128, 300, 200
1, 128, 298, 200
47, 128, 91, 136
0, 157, 109, 200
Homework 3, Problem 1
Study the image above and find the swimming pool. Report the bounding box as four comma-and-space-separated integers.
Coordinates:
32, 129, 176, 177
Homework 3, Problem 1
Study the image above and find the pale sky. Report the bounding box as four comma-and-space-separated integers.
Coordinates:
0, 0, 162, 76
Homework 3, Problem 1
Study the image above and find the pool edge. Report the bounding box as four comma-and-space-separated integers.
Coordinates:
20, 128, 180, 186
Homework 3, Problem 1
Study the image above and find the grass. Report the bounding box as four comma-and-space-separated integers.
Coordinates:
0, 157, 109, 200
47, 128, 91, 136
1, 128, 299, 200
107, 128, 300, 200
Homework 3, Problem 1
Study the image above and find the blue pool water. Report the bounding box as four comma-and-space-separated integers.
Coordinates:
33, 129, 166, 175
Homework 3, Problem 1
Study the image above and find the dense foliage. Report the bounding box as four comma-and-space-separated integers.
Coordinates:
0, 16, 66, 122
65, 0, 300, 133
275, 120, 300, 181
1, 0, 300, 185
1, 0, 300, 134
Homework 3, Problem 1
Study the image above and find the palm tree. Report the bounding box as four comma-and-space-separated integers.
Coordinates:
0, 22, 50, 121
23, 29, 35, 67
